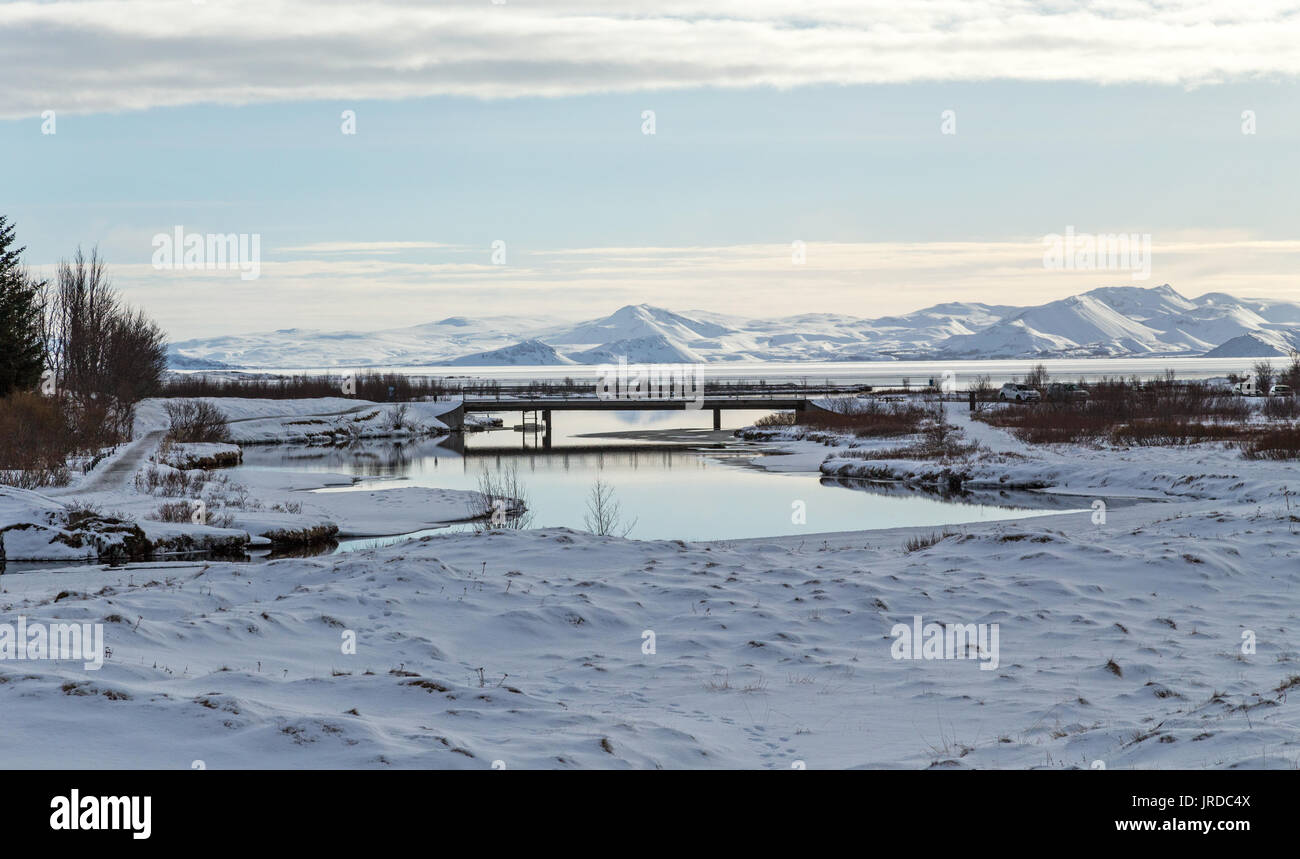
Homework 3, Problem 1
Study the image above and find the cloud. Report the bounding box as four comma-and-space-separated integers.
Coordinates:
3, 1, 1298, 117
275, 241, 462, 254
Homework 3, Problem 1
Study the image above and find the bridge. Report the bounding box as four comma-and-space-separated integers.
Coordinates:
443, 385, 858, 446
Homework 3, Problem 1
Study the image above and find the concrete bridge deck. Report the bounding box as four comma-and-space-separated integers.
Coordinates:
463, 396, 811, 412
457, 393, 829, 439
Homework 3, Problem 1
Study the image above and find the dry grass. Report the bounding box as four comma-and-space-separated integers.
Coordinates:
162, 371, 451, 402
904, 531, 959, 552
1242, 425, 1300, 460
977, 378, 1254, 446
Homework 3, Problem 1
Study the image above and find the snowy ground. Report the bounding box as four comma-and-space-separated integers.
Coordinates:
1, 396, 1297, 768
135, 397, 461, 445
1, 398, 485, 560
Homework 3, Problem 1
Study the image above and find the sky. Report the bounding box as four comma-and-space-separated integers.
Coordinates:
2, 0, 1299, 340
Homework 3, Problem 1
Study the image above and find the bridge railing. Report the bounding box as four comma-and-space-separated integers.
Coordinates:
458, 383, 872, 402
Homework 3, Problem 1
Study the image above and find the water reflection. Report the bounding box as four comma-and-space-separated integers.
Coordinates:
230, 409, 1092, 542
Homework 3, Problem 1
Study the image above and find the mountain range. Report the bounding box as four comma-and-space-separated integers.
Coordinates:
168, 285, 1300, 369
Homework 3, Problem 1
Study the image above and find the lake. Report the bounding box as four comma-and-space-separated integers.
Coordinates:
232, 408, 1095, 544
236, 356, 1256, 390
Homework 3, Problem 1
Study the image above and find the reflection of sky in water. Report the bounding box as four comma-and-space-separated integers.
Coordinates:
234, 410, 1087, 542
478, 406, 736, 439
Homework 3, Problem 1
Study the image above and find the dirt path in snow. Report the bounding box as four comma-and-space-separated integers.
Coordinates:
945, 401, 1033, 455
53, 429, 167, 496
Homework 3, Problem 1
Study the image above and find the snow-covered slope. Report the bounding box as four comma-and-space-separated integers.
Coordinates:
939, 293, 1171, 358
167, 288, 1300, 368
1202, 331, 1298, 358
445, 339, 577, 366
567, 334, 704, 365
542, 304, 736, 346
939, 285, 1300, 359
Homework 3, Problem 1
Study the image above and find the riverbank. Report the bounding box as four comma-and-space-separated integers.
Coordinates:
1, 397, 492, 561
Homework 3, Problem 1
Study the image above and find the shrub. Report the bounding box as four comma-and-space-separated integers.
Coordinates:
469, 464, 532, 530
753, 411, 796, 427
163, 399, 230, 443
904, 531, 957, 552
151, 501, 198, 523
797, 398, 930, 437
1242, 425, 1300, 460
1262, 396, 1300, 420
384, 402, 410, 431
976, 378, 1251, 445
149, 500, 235, 528
134, 465, 208, 497
0, 391, 73, 487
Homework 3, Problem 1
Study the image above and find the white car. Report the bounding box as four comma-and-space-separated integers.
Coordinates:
998, 383, 1041, 402
1269, 384, 1294, 398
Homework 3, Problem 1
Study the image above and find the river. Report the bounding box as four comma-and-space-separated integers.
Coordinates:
230, 407, 1101, 545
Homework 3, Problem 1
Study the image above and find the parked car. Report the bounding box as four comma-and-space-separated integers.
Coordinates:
998, 383, 1041, 402
1269, 384, 1294, 398
1046, 382, 1089, 402
1232, 378, 1260, 396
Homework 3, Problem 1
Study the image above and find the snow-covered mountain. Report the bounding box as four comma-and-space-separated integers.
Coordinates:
937, 285, 1300, 359
167, 287, 1300, 368
444, 339, 577, 366
1202, 331, 1300, 358
568, 334, 704, 365
167, 314, 566, 369
541, 304, 736, 345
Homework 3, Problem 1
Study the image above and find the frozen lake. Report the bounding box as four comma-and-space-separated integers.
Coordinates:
234, 356, 1257, 389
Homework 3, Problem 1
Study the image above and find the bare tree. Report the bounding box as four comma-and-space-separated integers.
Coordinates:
468, 463, 532, 529
584, 473, 636, 537
1024, 362, 1050, 391
385, 402, 410, 432
1284, 356, 1300, 390
923, 397, 955, 449
1252, 360, 1276, 393
43, 247, 167, 439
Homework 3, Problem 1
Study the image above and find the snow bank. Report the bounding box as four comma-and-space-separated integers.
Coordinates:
155, 442, 243, 470
135, 397, 463, 444
2, 504, 1297, 768
1, 486, 150, 562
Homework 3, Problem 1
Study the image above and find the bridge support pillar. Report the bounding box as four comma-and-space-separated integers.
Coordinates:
543, 410, 552, 449
713, 408, 721, 431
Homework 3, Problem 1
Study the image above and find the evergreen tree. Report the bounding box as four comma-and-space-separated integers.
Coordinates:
0, 216, 47, 396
